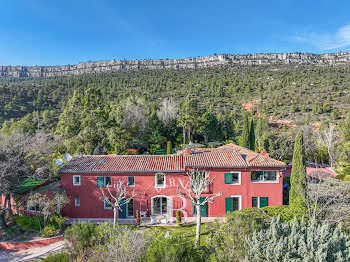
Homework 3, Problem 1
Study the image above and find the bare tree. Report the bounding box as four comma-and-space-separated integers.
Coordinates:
157, 98, 179, 123
100, 180, 137, 227
177, 170, 222, 246
0, 131, 54, 229
318, 125, 338, 168
304, 174, 350, 225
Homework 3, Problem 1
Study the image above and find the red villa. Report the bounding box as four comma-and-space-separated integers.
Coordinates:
60, 144, 286, 223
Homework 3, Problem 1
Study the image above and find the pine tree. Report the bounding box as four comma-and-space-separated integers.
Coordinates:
241, 113, 250, 148
249, 118, 255, 151
289, 132, 307, 208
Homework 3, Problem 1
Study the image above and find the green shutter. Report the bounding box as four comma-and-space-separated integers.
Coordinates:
225, 197, 233, 213
224, 173, 233, 184
260, 197, 268, 208
97, 177, 104, 187
200, 197, 207, 217
119, 198, 127, 218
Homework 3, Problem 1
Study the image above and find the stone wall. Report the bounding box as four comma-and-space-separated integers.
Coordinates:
2, 52, 350, 78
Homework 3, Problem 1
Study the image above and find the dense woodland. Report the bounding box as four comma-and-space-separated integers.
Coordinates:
1, 64, 350, 175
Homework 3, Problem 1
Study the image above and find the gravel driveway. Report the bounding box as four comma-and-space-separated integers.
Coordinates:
0, 240, 65, 262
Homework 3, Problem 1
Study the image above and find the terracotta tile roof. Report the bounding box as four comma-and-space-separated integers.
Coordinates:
61, 155, 184, 173
61, 144, 285, 173
184, 150, 248, 168
218, 144, 286, 167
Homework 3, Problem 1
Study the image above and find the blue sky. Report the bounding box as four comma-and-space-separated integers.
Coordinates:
1, 0, 350, 65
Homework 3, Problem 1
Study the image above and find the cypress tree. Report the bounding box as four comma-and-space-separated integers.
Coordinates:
241, 114, 250, 148
249, 119, 255, 151
289, 132, 307, 208
167, 141, 172, 154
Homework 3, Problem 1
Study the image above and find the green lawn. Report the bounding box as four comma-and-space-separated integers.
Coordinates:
146, 223, 214, 246
17, 178, 45, 193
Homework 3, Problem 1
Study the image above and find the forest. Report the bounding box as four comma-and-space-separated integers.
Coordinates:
1, 64, 350, 177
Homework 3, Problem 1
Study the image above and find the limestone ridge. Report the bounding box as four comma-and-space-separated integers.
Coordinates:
2, 52, 350, 78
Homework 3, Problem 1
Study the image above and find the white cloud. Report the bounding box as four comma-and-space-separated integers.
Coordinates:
295, 23, 350, 50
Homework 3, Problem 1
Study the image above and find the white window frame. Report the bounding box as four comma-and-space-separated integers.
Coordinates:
126, 199, 134, 218
252, 197, 260, 208
250, 170, 279, 183
228, 171, 241, 185
127, 176, 135, 187
27, 202, 47, 213
104, 176, 112, 187
104, 199, 112, 210
155, 173, 166, 188
75, 197, 80, 207
151, 195, 169, 216
230, 195, 242, 211
73, 175, 81, 186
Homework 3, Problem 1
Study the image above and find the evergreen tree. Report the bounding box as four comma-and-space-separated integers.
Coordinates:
241, 113, 250, 148
289, 132, 307, 208
167, 141, 172, 154
246, 217, 350, 262
249, 118, 255, 151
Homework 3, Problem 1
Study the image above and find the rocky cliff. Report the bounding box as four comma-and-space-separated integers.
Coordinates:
2, 52, 350, 78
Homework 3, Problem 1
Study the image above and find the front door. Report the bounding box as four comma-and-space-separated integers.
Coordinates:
200, 197, 207, 217
152, 196, 168, 215
119, 198, 127, 218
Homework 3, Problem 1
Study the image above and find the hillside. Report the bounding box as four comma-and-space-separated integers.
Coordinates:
1, 63, 350, 127
2, 52, 350, 78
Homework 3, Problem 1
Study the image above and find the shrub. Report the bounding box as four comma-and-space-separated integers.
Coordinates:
50, 214, 67, 231
246, 217, 350, 262
208, 208, 270, 261
85, 226, 152, 262
64, 222, 98, 258
262, 205, 306, 223
136, 210, 140, 226
335, 174, 345, 180
147, 235, 202, 262
42, 224, 58, 237
42, 252, 70, 262
344, 175, 350, 181
176, 210, 182, 225
14, 215, 41, 231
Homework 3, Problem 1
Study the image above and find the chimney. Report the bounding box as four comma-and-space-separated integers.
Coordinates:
184, 148, 192, 156
260, 149, 269, 157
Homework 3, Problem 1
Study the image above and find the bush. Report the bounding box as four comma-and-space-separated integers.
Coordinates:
335, 174, 346, 180
261, 205, 306, 223
208, 208, 270, 261
14, 215, 41, 231
64, 222, 98, 258
42, 224, 59, 237
42, 252, 70, 262
147, 235, 202, 262
84, 226, 152, 262
50, 214, 67, 231
344, 175, 350, 181
176, 210, 182, 225
246, 217, 350, 261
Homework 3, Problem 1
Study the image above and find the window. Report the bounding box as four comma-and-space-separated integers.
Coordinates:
104, 199, 112, 210
251, 171, 278, 182
127, 199, 134, 217
225, 196, 241, 213
104, 177, 112, 187
75, 198, 80, 206
252, 197, 268, 208
73, 175, 81, 186
155, 173, 166, 188
97, 176, 112, 187
224, 172, 241, 185
27, 204, 44, 213
152, 197, 168, 215
127, 176, 135, 187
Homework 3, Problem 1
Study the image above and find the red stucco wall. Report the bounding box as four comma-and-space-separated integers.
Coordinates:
61, 167, 283, 219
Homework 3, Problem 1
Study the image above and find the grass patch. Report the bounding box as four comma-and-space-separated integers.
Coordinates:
17, 178, 45, 193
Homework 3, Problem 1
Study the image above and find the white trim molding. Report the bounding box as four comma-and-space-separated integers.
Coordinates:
73, 175, 81, 186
